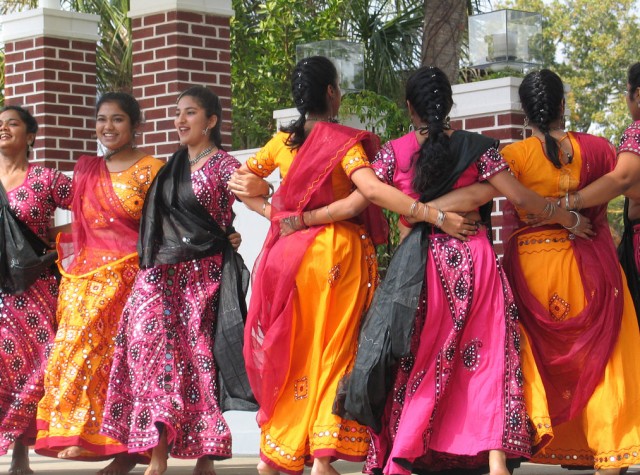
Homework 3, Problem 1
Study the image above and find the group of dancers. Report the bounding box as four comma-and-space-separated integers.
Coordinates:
1, 55, 640, 475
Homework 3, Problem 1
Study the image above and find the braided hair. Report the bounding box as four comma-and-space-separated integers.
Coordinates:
628, 62, 640, 98
407, 66, 454, 195
177, 86, 224, 150
281, 56, 338, 149
519, 69, 565, 168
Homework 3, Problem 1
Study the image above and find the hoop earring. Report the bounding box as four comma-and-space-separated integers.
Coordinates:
522, 117, 530, 137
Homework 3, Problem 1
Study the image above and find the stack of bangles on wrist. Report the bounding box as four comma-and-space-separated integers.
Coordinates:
281, 213, 308, 231
539, 201, 557, 219
399, 199, 446, 228
557, 191, 583, 211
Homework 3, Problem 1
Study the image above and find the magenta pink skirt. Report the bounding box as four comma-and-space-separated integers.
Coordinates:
367, 231, 530, 474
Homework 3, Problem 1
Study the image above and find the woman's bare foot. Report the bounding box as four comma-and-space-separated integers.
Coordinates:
193, 456, 216, 475
144, 428, 169, 475
97, 453, 137, 475
310, 456, 340, 475
256, 460, 279, 475
58, 445, 84, 459
9, 439, 33, 475
488, 449, 510, 475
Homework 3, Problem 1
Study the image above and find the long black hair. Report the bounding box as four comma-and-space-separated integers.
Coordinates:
519, 69, 565, 168
407, 66, 454, 195
0, 105, 39, 157
281, 56, 338, 149
177, 86, 224, 150
628, 62, 640, 98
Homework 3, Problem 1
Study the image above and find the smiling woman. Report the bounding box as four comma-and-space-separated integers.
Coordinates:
34, 93, 165, 475
99, 86, 255, 475
0, 105, 72, 475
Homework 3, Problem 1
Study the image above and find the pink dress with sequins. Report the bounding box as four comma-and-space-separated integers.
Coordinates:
366, 132, 530, 475
0, 165, 72, 454
100, 151, 240, 460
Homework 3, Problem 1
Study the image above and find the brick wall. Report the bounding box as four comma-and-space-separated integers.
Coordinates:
130, 8, 232, 159
4, 38, 97, 171
1, 8, 99, 171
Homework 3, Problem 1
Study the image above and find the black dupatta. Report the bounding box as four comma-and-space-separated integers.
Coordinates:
335, 131, 498, 431
138, 149, 256, 411
0, 180, 57, 295
617, 198, 640, 322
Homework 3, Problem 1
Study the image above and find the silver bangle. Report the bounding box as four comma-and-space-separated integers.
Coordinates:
435, 210, 446, 228
563, 210, 581, 232
325, 205, 334, 222
264, 182, 275, 198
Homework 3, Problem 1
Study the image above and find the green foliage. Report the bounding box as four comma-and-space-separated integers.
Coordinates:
340, 89, 409, 142
67, 0, 132, 93
608, 195, 625, 244
230, 0, 425, 148
461, 66, 525, 83
343, 0, 422, 100
230, 0, 343, 149
0, 0, 132, 94
497, 0, 640, 143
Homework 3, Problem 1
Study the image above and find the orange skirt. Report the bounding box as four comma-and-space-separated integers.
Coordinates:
516, 229, 640, 470
259, 222, 377, 474
35, 252, 140, 460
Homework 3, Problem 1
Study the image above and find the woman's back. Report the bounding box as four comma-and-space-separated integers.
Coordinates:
246, 130, 367, 201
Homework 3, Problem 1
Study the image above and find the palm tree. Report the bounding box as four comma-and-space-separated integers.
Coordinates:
0, 0, 131, 104
422, 0, 487, 84
343, 0, 423, 99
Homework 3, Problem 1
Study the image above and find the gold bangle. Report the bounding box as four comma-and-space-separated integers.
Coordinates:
326, 204, 335, 222
261, 197, 269, 217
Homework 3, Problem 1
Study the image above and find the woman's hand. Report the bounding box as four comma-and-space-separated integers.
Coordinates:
228, 167, 271, 198
227, 232, 242, 250
435, 211, 479, 242
563, 212, 595, 240
279, 213, 307, 237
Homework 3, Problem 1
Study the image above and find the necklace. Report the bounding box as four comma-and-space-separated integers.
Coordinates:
104, 144, 134, 161
534, 132, 573, 163
189, 146, 214, 166
306, 116, 339, 124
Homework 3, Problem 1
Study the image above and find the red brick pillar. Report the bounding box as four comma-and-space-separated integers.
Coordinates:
450, 77, 527, 257
129, 0, 233, 159
1, 5, 100, 172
